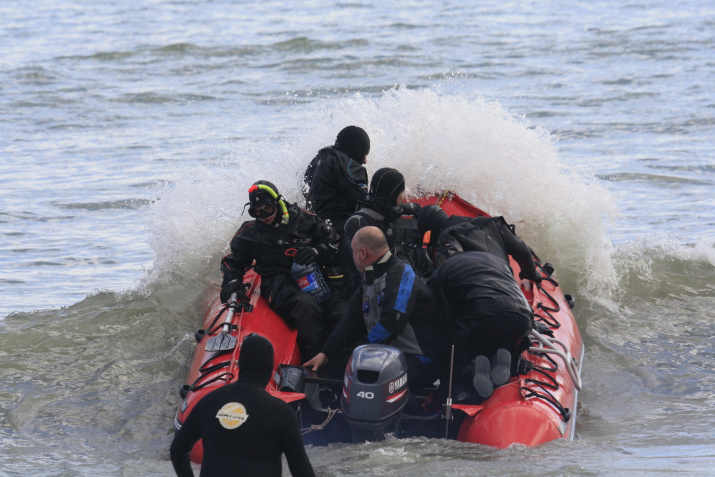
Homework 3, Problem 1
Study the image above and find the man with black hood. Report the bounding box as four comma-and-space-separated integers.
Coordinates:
341, 167, 423, 291
220, 180, 347, 360
303, 125, 370, 232
170, 334, 316, 477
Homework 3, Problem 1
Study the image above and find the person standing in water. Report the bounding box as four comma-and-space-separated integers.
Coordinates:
170, 334, 316, 477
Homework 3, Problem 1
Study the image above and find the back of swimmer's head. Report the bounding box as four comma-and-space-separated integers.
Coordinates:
352, 226, 389, 256
369, 168, 405, 209
248, 180, 281, 208
335, 126, 370, 163
238, 334, 275, 386
418, 204, 449, 239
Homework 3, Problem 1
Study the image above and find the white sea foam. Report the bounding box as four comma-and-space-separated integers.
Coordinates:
144, 89, 620, 294
144, 89, 715, 308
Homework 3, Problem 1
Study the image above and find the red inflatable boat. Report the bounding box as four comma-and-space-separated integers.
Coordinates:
174, 192, 584, 462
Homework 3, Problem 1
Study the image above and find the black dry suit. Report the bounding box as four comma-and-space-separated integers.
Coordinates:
303, 146, 368, 231
343, 167, 407, 249
427, 251, 534, 381
221, 202, 347, 360
170, 335, 316, 477
423, 208, 540, 282
221, 202, 341, 285
321, 252, 445, 389
341, 168, 427, 290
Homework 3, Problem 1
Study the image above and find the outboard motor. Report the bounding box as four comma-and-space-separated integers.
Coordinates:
341, 344, 409, 441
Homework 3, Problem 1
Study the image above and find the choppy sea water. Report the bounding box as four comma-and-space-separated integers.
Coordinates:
1, 1, 714, 475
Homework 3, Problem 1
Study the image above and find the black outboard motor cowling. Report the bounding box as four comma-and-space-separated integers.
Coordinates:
341, 344, 409, 440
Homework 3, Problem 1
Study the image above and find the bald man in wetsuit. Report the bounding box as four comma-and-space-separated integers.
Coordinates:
304, 226, 444, 390
170, 335, 315, 477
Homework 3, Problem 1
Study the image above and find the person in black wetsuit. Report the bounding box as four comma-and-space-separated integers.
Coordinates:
304, 226, 445, 390
170, 334, 316, 477
341, 168, 423, 292
303, 125, 370, 232
220, 180, 347, 360
418, 205, 541, 400
417, 204, 541, 283
427, 246, 535, 401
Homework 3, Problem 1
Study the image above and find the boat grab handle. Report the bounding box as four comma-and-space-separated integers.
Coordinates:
528, 329, 582, 391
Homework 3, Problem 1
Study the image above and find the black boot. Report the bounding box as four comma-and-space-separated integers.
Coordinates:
472, 356, 493, 400
490, 348, 511, 387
